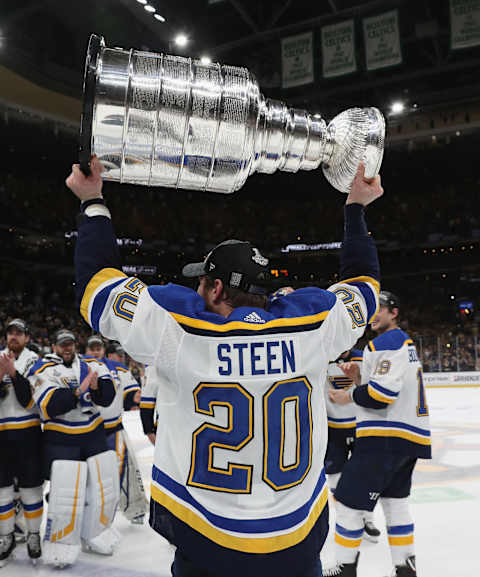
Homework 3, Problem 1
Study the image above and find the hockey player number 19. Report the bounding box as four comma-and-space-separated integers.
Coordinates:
187, 377, 313, 493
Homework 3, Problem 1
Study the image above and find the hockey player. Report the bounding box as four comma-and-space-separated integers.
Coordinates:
29, 329, 119, 567
324, 349, 380, 543
140, 364, 159, 446
328, 292, 431, 577
85, 335, 147, 526
0, 319, 42, 567
67, 157, 383, 577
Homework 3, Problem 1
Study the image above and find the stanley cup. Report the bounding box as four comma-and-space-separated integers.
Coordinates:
80, 34, 385, 193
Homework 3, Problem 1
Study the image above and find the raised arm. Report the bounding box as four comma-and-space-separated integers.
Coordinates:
66, 157, 158, 364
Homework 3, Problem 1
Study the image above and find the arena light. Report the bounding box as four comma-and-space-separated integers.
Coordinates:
137, 0, 147, 4
154, 13, 166, 22
175, 34, 189, 47
390, 101, 405, 115
144, 4, 156, 12
200, 56, 212, 64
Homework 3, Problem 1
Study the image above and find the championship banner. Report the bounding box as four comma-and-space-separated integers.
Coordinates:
321, 20, 356, 78
281, 31, 314, 88
363, 10, 402, 71
450, 0, 480, 49
423, 371, 480, 388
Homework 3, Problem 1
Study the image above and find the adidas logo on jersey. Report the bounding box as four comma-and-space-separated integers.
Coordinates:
243, 311, 266, 324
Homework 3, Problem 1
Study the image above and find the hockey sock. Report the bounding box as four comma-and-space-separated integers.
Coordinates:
19, 486, 44, 533
381, 497, 415, 566
0, 486, 15, 536
334, 501, 364, 563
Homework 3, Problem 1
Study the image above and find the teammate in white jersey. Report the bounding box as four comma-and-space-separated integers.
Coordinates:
67, 157, 383, 577
0, 319, 42, 566
86, 336, 147, 525
329, 292, 431, 577
29, 329, 118, 566
324, 349, 380, 544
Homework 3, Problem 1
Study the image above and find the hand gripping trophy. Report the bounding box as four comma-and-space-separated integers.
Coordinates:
79, 34, 385, 193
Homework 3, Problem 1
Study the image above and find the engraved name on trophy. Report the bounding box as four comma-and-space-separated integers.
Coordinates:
80, 34, 385, 193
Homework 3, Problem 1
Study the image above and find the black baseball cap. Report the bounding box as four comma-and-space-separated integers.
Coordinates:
106, 342, 124, 356
87, 335, 104, 347
379, 291, 400, 310
55, 329, 76, 345
6, 318, 28, 334
182, 240, 271, 295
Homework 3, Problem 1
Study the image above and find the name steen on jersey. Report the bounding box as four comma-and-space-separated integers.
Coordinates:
215, 338, 297, 377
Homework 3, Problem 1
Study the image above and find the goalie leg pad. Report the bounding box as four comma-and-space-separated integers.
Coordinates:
43, 460, 87, 567
19, 486, 44, 534
81, 450, 120, 541
0, 485, 15, 536
118, 430, 148, 521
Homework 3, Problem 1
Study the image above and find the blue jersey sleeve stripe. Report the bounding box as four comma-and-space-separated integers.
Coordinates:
369, 380, 399, 398
89, 278, 129, 331
343, 281, 378, 323
80, 267, 127, 324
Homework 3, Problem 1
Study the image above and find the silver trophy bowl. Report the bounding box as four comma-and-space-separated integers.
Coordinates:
80, 35, 385, 193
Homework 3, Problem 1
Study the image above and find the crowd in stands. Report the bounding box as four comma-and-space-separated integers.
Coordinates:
1, 116, 479, 372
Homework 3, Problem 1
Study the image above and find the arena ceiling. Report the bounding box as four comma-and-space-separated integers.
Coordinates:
1, 0, 480, 118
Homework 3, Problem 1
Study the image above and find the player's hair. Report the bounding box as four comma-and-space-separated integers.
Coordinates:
203, 275, 268, 310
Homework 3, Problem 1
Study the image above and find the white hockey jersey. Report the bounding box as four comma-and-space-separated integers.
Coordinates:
99, 357, 140, 432
357, 328, 432, 459
29, 354, 112, 445
0, 347, 39, 439
80, 268, 379, 554
325, 348, 362, 433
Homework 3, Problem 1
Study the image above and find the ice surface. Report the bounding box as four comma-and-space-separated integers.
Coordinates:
6, 387, 480, 577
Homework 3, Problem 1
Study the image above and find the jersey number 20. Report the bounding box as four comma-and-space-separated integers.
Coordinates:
187, 377, 312, 493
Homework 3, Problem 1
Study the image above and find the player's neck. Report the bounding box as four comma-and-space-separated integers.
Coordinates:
376, 322, 399, 335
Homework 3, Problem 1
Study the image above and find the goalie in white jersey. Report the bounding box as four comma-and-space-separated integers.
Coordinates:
67, 158, 383, 577
329, 292, 431, 577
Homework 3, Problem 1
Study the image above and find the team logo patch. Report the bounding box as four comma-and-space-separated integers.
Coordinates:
252, 247, 269, 267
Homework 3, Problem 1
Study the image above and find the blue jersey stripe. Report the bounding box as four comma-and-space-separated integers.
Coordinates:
36, 386, 56, 405
328, 417, 357, 423
344, 281, 378, 322
356, 420, 430, 436
0, 415, 38, 424
0, 503, 14, 513
152, 466, 326, 534
90, 278, 127, 331
369, 380, 399, 398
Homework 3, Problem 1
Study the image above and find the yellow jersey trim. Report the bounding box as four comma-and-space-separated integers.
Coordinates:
150, 482, 328, 553
367, 385, 396, 404
44, 416, 103, 435
80, 267, 127, 323
339, 276, 380, 295
0, 419, 41, 431
356, 428, 431, 446
169, 309, 330, 333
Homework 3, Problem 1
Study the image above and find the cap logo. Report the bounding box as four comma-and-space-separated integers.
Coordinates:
252, 248, 268, 267
230, 272, 242, 287
209, 262, 216, 271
